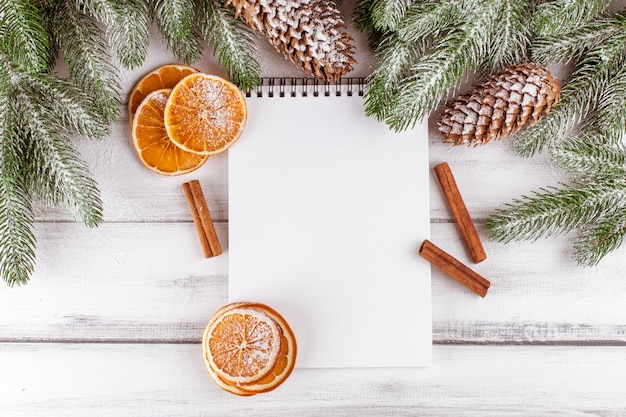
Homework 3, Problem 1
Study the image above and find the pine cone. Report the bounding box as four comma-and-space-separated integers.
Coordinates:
438, 63, 561, 146
225, 0, 356, 82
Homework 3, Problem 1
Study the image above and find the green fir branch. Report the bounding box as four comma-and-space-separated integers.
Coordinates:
0, 0, 50, 72
369, 0, 412, 31
49, 0, 121, 124
365, 33, 424, 122
0, 59, 36, 286
0, 167, 36, 287
574, 210, 626, 266
486, 182, 626, 243
385, 26, 480, 131
150, 0, 204, 63
362, 0, 532, 131
533, 0, 612, 37
9, 68, 104, 228
553, 133, 626, 180
78, 0, 150, 69
23, 129, 104, 228
593, 66, 626, 143
352, 0, 376, 33
197, 0, 261, 91
515, 38, 626, 157
532, 13, 626, 64
21, 72, 111, 140
490, 0, 531, 70
352, 0, 387, 49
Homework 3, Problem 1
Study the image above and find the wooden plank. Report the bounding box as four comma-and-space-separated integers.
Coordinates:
1, 222, 624, 343
1, 343, 625, 416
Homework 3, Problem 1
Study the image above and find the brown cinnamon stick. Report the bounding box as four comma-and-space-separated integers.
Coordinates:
419, 239, 490, 297
434, 162, 487, 263
182, 180, 222, 258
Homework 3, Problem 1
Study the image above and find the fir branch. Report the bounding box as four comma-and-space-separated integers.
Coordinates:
363, 0, 533, 131
78, 0, 150, 69
352, 0, 376, 33
593, 66, 626, 143
486, 0, 531, 73
515, 39, 626, 157
197, 0, 261, 91
365, 33, 424, 122
486, 182, 626, 243
10, 73, 103, 227
150, 0, 204, 63
49, 0, 121, 124
396, 1, 458, 44
532, 12, 626, 64
553, 133, 626, 181
21, 72, 111, 140
23, 129, 103, 228
0, 61, 36, 286
533, 0, 612, 37
352, 0, 386, 49
0, 0, 50, 72
0, 166, 36, 287
574, 210, 626, 266
385, 26, 479, 131
369, 0, 412, 31
365, 1, 459, 121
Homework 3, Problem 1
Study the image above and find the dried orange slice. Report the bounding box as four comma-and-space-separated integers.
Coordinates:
131, 89, 208, 176
203, 304, 282, 387
128, 64, 198, 124
235, 303, 297, 394
164, 73, 247, 155
202, 302, 297, 396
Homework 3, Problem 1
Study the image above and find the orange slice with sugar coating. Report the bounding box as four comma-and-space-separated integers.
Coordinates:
131, 89, 208, 175
128, 64, 198, 124
164, 73, 247, 155
202, 302, 297, 396
203, 305, 282, 386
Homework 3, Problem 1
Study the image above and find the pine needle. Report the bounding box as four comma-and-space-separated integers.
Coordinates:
150, 0, 204, 63
0, 0, 50, 73
197, 0, 261, 91
533, 0, 612, 37
369, 0, 412, 31
515, 39, 626, 157
78, 0, 150, 69
49, 0, 121, 125
574, 211, 626, 266
486, 182, 626, 243
361, 0, 533, 131
553, 133, 626, 180
11, 76, 104, 228
0, 170, 36, 287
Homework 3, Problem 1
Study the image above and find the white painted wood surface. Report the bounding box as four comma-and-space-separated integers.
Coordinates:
2, 1, 626, 415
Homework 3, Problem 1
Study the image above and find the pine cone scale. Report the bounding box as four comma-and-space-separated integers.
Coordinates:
227, 0, 355, 82
439, 63, 561, 146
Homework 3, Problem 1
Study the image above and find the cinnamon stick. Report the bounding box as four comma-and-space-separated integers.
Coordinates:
434, 162, 487, 263
182, 180, 222, 258
419, 239, 490, 297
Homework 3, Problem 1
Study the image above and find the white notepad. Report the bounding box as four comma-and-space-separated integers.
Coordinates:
228, 79, 432, 368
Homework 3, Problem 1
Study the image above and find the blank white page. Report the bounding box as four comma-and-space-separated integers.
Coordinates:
228, 83, 431, 368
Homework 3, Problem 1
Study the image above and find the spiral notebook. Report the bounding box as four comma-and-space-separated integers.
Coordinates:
228, 78, 432, 368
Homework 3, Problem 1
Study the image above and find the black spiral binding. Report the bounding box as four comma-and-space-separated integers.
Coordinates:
246, 77, 366, 98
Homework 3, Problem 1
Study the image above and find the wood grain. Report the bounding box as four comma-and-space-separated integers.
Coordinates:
1, 343, 625, 416
1, 223, 624, 343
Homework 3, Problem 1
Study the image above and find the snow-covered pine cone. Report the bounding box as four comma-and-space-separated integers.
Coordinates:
226, 0, 356, 82
438, 63, 561, 145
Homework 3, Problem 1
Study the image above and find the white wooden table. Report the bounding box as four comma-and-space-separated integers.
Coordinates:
2, 3, 626, 415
